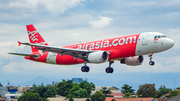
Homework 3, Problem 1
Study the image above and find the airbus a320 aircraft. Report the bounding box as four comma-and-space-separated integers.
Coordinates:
9, 24, 174, 73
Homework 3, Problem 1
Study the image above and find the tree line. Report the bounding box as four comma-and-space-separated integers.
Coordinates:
18, 80, 106, 101
121, 84, 180, 98
17, 80, 180, 101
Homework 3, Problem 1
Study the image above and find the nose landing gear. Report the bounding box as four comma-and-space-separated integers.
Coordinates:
148, 53, 155, 66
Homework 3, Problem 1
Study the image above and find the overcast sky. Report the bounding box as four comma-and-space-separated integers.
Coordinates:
0, 0, 180, 90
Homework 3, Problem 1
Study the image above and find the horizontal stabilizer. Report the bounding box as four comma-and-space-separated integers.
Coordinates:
8, 53, 39, 57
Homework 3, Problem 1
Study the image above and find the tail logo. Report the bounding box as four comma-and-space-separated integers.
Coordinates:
28, 31, 38, 42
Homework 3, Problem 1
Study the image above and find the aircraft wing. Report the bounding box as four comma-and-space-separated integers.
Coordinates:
18, 42, 95, 59
8, 53, 39, 57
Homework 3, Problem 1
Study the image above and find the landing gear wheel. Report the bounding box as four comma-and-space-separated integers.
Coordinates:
85, 66, 90, 72
105, 61, 114, 73
105, 67, 114, 73
81, 66, 90, 72
149, 61, 155, 66
81, 66, 86, 72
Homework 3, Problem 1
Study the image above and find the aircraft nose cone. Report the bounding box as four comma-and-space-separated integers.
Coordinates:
166, 38, 174, 48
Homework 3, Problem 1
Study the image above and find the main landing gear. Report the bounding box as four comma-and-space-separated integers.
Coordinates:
105, 61, 114, 73
81, 61, 90, 72
148, 53, 155, 66
81, 61, 114, 73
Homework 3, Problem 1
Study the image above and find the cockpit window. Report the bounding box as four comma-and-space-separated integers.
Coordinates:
154, 36, 157, 39
154, 35, 167, 40
161, 35, 167, 38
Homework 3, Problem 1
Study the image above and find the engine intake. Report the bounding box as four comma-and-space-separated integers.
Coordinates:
120, 55, 144, 66
88, 51, 108, 63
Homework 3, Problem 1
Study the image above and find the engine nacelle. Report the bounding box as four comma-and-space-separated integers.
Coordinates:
88, 51, 108, 63
120, 55, 144, 66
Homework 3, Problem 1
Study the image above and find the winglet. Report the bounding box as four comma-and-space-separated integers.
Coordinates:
17, 41, 22, 46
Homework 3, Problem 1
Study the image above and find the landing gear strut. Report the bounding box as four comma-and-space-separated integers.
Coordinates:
148, 53, 155, 66
81, 61, 90, 72
105, 61, 114, 73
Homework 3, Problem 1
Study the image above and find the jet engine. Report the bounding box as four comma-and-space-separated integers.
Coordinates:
120, 55, 144, 66
87, 51, 108, 63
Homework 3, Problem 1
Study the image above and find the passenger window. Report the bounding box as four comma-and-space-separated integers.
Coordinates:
158, 35, 161, 38
154, 36, 157, 39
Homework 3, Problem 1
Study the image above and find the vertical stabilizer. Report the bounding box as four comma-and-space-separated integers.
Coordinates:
26, 24, 48, 52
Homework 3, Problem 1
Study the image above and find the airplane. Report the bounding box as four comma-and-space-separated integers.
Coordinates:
9, 24, 174, 73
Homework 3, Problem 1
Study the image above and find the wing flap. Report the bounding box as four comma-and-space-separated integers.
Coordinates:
8, 53, 39, 57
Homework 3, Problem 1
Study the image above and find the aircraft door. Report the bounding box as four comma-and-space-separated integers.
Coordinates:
142, 32, 148, 45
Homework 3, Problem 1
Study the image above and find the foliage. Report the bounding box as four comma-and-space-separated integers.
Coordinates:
56, 79, 73, 96
44, 86, 56, 98
176, 87, 180, 90
32, 85, 56, 98
0, 95, 1, 97
123, 92, 133, 98
169, 90, 179, 98
66, 94, 75, 99
32, 85, 47, 98
157, 85, 172, 98
137, 84, 157, 98
91, 91, 105, 101
79, 81, 95, 95
76, 88, 88, 98
100, 87, 112, 97
69, 96, 74, 101
66, 81, 95, 98
121, 84, 135, 94
121, 84, 135, 98
67, 83, 88, 98
68, 84, 80, 97
17, 91, 45, 101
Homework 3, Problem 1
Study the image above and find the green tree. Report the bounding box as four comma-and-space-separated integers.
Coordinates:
66, 94, 74, 99
91, 91, 105, 101
123, 92, 133, 98
121, 84, 135, 98
56, 79, 73, 96
137, 84, 157, 98
44, 86, 56, 98
68, 84, 80, 97
176, 87, 180, 90
79, 81, 95, 95
76, 88, 88, 98
0, 95, 1, 97
32, 85, 47, 98
67, 84, 88, 98
69, 96, 74, 101
121, 84, 135, 94
169, 90, 179, 98
32, 84, 56, 98
100, 87, 112, 97
157, 85, 172, 98
18, 91, 44, 101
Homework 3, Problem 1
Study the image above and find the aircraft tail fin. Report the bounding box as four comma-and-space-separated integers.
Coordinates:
26, 24, 48, 52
